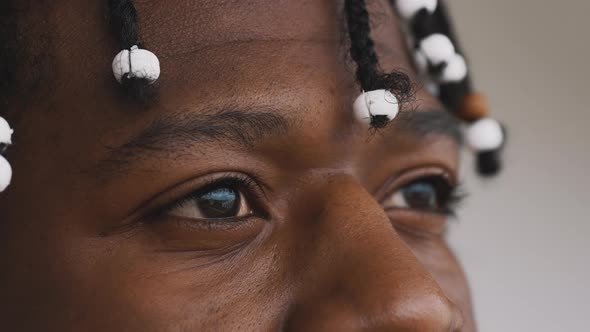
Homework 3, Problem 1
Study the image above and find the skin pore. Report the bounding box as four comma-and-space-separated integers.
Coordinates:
0, 0, 476, 331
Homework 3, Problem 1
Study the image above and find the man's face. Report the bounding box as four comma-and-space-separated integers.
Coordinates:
0, 0, 475, 331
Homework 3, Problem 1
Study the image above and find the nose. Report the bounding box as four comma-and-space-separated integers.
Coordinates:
281, 176, 463, 331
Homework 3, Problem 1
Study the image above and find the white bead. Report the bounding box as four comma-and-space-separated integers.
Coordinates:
440, 54, 468, 83
0, 155, 12, 193
396, 0, 438, 20
419, 33, 455, 65
466, 118, 504, 151
112, 45, 160, 84
0, 116, 13, 145
353, 89, 400, 124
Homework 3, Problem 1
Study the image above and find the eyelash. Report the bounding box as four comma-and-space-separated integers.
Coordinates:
155, 173, 265, 220
150, 173, 464, 226
428, 177, 464, 216
386, 175, 465, 217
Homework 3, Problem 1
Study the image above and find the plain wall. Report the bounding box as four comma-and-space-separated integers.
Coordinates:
445, 1, 590, 331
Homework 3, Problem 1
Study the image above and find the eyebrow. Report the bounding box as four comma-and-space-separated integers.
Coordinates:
98, 106, 461, 177
101, 105, 290, 168
393, 110, 463, 145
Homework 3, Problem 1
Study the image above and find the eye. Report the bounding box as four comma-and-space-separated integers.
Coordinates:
134, 174, 268, 252
162, 176, 260, 221
168, 186, 251, 220
383, 176, 461, 215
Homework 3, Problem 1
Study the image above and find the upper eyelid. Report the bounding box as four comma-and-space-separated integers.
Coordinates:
374, 166, 456, 202
383, 177, 465, 216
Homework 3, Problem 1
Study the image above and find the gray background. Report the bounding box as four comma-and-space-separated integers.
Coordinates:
446, 1, 590, 331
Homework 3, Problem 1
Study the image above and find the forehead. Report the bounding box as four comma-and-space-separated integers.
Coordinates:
8, 0, 460, 230
20, 0, 452, 180
49, 0, 412, 97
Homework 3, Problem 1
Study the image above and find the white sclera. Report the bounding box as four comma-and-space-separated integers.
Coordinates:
466, 118, 504, 151
112, 46, 160, 84
0, 155, 12, 193
440, 53, 468, 83
0, 116, 13, 145
419, 33, 455, 65
396, 0, 438, 20
353, 89, 400, 125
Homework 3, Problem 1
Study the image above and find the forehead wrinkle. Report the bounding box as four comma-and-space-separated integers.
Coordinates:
157, 38, 347, 62
136, 0, 344, 57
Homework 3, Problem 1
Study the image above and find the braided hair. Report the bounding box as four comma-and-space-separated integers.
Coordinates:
108, 0, 159, 102
0, 0, 504, 193
394, 0, 506, 176
344, 0, 415, 129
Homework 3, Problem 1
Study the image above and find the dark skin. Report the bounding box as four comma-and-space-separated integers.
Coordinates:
0, 0, 476, 331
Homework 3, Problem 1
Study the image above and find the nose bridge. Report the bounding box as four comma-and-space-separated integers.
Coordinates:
284, 175, 462, 331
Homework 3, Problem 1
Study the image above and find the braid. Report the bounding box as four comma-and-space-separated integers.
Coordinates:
108, 0, 141, 49
107, 0, 156, 102
424, 2, 505, 176
412, 3, 473, 114
344, 0, 380, 91
0, 2, 18, 112
393, 0, 506, 177
345, 0, 414, 129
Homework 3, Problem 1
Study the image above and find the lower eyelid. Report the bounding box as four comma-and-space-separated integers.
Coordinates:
144, 215, 266, 251
386, 209, 449, 237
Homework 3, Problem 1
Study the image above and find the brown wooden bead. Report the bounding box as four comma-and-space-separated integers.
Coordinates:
459, 92, 489, 122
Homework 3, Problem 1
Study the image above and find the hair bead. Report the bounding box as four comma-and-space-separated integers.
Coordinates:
395, 0, 438, 20
0, 116, 14, 145
477, 150, 502, 176
466, 117, 504, 151
353, 89, 400, 128
0, 116, 13, 193
440, 53, 467, 83
459, 93, 489, 121
394, 1, 506, 176
112, 45, 160, 84
0, 155, 12, 193
419, 33, 455, 65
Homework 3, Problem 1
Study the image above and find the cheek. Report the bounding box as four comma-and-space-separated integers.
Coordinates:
401, 232, 475, 326
55, 234, 291, 331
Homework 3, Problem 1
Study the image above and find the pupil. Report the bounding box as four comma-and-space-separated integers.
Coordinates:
196, 187, 240, 219
402, 182, 438, 210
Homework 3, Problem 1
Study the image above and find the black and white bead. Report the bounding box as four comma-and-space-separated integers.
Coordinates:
395, 1, 468, 84
395, 0, 506, 176
0, 116, 14, 193
466, 118, 504, 152
395, 0, 438, 20
466, 117, 505, 176
112, 45, 161, 84
417, 33, 467, 83
353, 89, 400, 128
